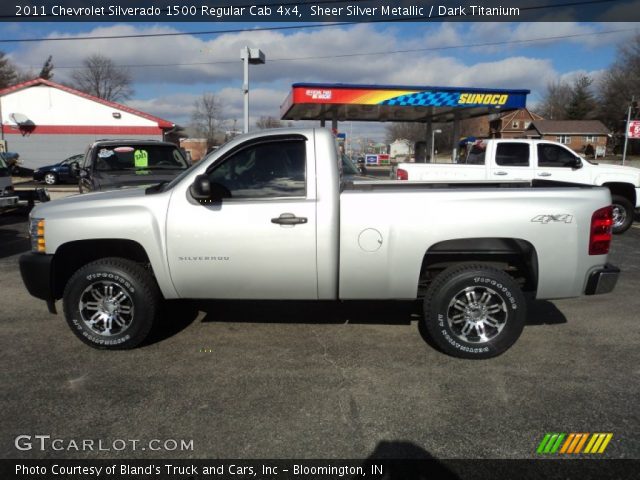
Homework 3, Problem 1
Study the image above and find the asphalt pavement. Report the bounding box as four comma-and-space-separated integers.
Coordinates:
1, 208, 639, 460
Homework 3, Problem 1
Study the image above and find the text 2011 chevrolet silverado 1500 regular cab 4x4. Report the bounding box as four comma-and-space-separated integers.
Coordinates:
19, 129, 619, 359
394, 139, 640, 233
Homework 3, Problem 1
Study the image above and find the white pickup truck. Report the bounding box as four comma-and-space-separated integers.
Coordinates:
19, 129, 619, 359
395, 139, 640, 233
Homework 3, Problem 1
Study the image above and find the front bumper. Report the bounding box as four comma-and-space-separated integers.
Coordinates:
19, 253, 56, 312
0, 195, 18, 208
585, 263, 620, 295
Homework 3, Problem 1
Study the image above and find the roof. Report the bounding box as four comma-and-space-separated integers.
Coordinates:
527, 120, 609, 135
0, 78, 174, 129
281, 83, 530, 124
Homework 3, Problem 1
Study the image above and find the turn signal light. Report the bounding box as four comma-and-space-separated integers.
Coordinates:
589, 206, 613, 255
30, 218, 46, 253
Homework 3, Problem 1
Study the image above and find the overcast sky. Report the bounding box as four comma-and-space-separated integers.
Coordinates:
1, 21, 638, 141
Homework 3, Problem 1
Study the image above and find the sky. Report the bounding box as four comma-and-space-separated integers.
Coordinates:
1, 21, 639, 141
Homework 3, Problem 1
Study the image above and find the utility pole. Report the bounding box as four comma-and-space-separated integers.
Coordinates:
240, 47, 265, 134
622, 95, 636, 166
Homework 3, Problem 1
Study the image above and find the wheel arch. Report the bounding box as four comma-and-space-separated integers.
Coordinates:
602, 182, 636, 205
51, 239, 153, 299
418, 237, 539, 297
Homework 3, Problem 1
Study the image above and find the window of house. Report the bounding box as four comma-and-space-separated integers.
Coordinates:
207, 139, 306, 199
585, 135, 596, 142
538, 144, 578, 168
495, 143, 530, 166
556, 135, 571, 145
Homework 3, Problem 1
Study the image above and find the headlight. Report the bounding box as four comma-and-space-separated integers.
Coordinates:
29, 217, 46, 253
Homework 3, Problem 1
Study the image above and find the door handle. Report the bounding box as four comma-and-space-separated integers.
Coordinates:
537, 172, 552, 177
271, 213, 308, 225
493, 171, 508, 176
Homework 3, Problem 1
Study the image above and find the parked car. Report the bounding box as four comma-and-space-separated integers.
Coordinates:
20, 128, 618, 359
74, 140, 189, 193
33, 154, 83, 185
0, 152, 19, 210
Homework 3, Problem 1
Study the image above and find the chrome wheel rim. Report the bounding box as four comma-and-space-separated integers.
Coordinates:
447, 286, 508, 343
612, 204, 626, 229
79, 281, 134, 336
44, 173, 56, 185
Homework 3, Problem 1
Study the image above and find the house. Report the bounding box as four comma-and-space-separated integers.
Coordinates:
389, 139, 412, 159
489, 108, 544, 138
460, 108, 544, 139
0, 78, 175, 169
525, 120, 610, 155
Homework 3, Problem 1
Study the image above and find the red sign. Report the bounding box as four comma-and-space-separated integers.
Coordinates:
629, 120, 640, 139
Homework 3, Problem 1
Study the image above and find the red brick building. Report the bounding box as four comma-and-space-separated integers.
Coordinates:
525, 120, 610, 155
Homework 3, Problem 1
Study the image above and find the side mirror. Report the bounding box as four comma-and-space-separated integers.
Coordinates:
572, 157, 583, 169
190, 175, 231, 202
190, 174, 211, 200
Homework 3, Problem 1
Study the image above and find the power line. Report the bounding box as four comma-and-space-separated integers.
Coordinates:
44, 27, 637, 70
0, 0, 623, 43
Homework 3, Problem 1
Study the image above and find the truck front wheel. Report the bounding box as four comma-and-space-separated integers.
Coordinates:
611, 195, 634, 234
63, 257, 160, 349
422, 264, 526, 359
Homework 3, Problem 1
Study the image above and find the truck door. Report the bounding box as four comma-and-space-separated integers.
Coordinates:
166, 136, 318, 299
489, 142, 534, 180
534, 142, 590, 183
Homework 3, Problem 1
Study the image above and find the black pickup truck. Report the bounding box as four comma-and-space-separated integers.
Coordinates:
73, 139, 190, 193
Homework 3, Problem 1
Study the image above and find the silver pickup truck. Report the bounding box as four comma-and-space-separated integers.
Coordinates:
19, 128, 619, 358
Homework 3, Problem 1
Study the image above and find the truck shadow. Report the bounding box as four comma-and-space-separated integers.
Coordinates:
0, 210, 31, 259
149, 298, 567, 346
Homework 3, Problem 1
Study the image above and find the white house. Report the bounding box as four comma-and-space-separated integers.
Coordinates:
0, 78, 175, 169
389, 139, 412, 159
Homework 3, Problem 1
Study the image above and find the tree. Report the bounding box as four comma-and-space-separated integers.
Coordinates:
598, 33, 640, 132
566, 75, 597, 120
536, 80, 572, 120
255, 116, 284, 130
0, 51, 19, 89
385, 122, 429, 144
39, 55, 54, 80
71, 54, 133, 102
191, 93, 224, 147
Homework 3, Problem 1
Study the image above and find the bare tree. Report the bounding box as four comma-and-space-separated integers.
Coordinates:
191, 93, 224, 147
255, 116, 284, 130
536, 80, 572, 120
71, 54, 133, 102
385, 122, 428, 144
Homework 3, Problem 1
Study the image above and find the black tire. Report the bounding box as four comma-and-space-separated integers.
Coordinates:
63, 257, 160, 349
423, 264, 527, 359
611, 195, 634, 234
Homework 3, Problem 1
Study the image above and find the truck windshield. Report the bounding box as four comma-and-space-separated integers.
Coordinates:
95, 145, 189, 171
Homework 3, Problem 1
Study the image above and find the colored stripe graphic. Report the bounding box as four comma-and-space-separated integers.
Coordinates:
538, 433, 613, 454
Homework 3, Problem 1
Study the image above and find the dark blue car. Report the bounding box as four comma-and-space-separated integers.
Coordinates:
33, 154, 83, 185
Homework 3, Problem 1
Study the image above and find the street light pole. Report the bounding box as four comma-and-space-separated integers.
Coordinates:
240, 47, 266, 134
431, 129, 442, 162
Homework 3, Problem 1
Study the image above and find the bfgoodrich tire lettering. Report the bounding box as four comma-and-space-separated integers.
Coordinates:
423, 264, 526, 359
63, 257, 160, 349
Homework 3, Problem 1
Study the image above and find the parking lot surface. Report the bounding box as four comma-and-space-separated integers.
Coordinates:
1, 209, 639, 460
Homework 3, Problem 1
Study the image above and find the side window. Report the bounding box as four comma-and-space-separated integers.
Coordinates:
208, 140, 306, 199
538, 144, 578, 168
495, 143, 530, 167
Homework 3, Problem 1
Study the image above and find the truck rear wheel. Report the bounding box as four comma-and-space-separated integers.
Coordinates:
422, 264, 526, 359
63, 257, 160, 349
611, 195, 634, 234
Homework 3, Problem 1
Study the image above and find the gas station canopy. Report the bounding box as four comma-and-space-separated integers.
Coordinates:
280, 83, 529, 124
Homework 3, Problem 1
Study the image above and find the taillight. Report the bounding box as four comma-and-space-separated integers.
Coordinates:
589, 206, 613, 255
397, 168, 408, 180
